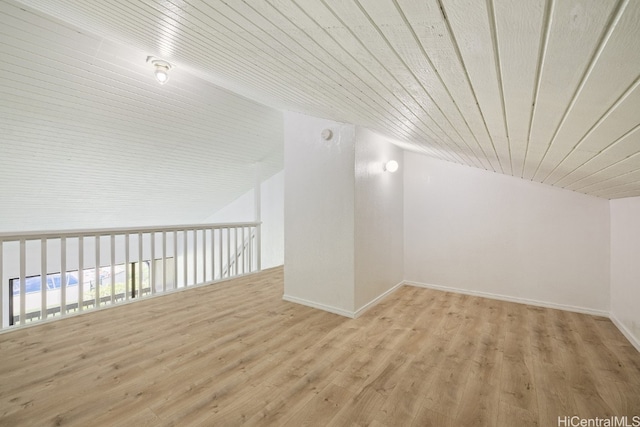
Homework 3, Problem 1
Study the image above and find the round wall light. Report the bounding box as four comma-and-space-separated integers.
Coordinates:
384, 160, 399, 173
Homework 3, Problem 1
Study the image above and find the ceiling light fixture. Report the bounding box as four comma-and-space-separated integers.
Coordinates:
384, 160, 399, 173
146, 56, 173, 85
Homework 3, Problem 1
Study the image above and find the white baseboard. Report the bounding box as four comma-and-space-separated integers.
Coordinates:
283, 280, 406, 319
282, 294, 355, 318
404, 280, 609, 318
354, 280, 404, 318
610, 313, 640, 353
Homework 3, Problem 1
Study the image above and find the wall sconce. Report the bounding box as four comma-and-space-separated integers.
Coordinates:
384, 160, 399, 173
146, 56, 173, 85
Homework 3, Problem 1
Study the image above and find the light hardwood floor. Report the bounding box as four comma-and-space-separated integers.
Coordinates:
1, 266, 639, 426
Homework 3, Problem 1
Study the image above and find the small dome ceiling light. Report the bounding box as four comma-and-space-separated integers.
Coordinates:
384, 160, 399, 173
146, 56, 173, 85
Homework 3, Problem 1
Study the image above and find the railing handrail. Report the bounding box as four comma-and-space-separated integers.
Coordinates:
0, 221, 261, 241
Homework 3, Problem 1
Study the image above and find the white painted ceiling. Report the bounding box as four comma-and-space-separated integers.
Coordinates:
2, 0, 640, 233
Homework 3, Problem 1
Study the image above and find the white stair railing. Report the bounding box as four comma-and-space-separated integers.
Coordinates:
0, 222, 260, 330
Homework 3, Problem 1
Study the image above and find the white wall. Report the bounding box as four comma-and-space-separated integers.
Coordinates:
283, 112, 356, 315
404, 152, 610, 314
610, 197, 640, 350
204, 192, 255, 223
204, 170, 284, 270
354, 127, 404, 312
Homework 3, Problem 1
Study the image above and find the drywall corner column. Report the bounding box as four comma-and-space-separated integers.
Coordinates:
354, 127, 404, 312
259, 171, 284, 270
610, 197, 640, 351
255, 163, 262, 271
283, 112, 356, 315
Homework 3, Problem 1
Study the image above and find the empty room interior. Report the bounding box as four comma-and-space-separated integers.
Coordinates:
1, 0, 640, 426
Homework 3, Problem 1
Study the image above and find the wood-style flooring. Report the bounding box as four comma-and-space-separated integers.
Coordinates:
1, 266, 639, 426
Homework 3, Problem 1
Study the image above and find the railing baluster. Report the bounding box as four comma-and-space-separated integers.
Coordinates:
218, 228, 223, 280
137, 232, 143, 298
0, 240, 3, 328
61, 237, 67, 316
162, 231, 167, 293
150, 232, 155, 295
254, 227, 258, 272
232, 228, 236, 275
246, 227, 250, 273
95, 235, 100, 308
78, 237, 84, 312
19, 239, 26, 325
183, 230, 188, 287
202, 229, 207, 283
248, 228, 252, 273
110, 234, 115, 304
193, 230, 198, 285
256, 224, 261, 272
226, 228, 231, 277
241, 228, 244, 274
211, 227, 216, 282
173, 231, 178, 289
233, 227, 237, 275
124, 234, 129, 301
78, 235, 84, 311
40, 238, 47, 319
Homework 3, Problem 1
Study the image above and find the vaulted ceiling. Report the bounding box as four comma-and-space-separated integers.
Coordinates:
3, 0, 640, 231
0, 0, 283, 232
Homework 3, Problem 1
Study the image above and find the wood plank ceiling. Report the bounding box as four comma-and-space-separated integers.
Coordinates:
0, 1, 284, 232
8, 0, 640, 199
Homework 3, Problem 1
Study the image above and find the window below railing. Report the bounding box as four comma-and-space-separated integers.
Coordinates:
7, 258, 167, 325
0, 222, 260, 330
